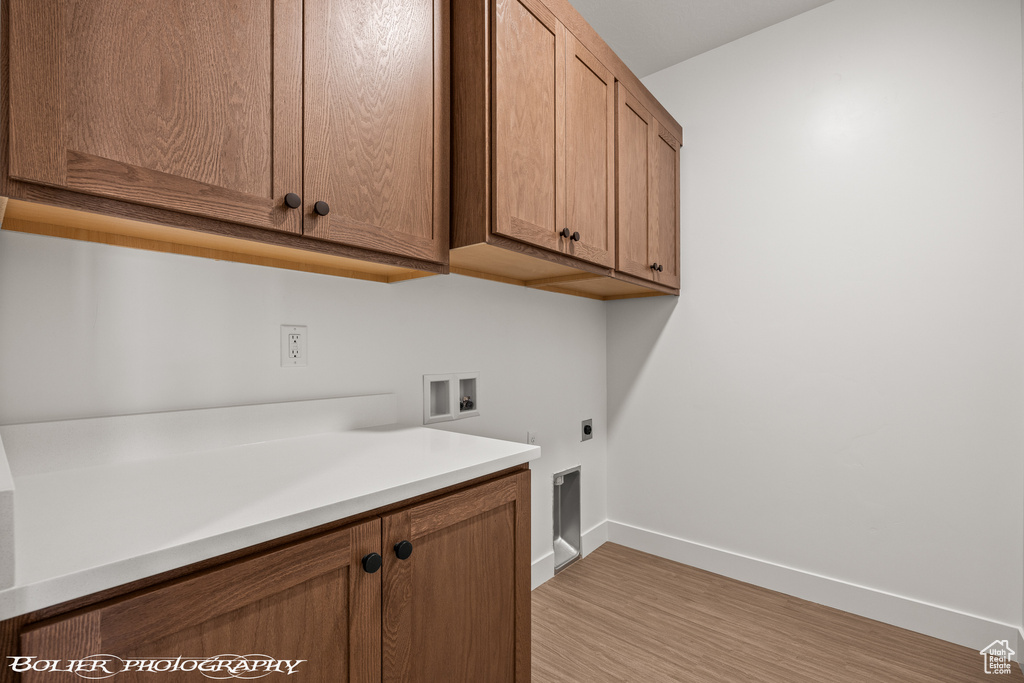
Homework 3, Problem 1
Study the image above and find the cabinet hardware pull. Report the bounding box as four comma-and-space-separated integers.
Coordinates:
313, 201, 331, 216
657, 264, 664, 272
362, 552, 383, 573
284, 193, 302, 209
571, 232, 580, 242
394, 540, 413, 560
559, 228, 571, 239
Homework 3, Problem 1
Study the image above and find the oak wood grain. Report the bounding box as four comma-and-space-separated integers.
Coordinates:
513, 466, 532, 682
615, 82, 654, 281
493, 0, 565, 251
21, 521, 380, 683
7, 0, 63, 187
527, 0, 682, 143
565, 33, 615, 268
450, 0, 491, 249
304, 0, 448, 264
534, 543, 1019, 682
450, 0, 680, 300
8, 0, 302, 234
348, 519, 382, 683
653, 122, 681, 289
382, 471, 529, 683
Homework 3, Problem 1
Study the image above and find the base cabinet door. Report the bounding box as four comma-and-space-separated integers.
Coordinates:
381, 471, 531, 683
18, 520, 381, 683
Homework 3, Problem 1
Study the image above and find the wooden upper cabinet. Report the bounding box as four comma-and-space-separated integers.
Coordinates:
652, 123, 681, 288
615, 82, 680, 285
451, 0, 680, 298
8, 0, 303, 235
565, 34, 615, 268
381, 471, 531, 683
615, 83, 654, 280
493, 0, 565, 253
19, 520, 382, 683
304, 0, 448, 264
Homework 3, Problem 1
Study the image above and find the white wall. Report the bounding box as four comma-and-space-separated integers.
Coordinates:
609, 0, 1024, 647
0, 230, 608, 577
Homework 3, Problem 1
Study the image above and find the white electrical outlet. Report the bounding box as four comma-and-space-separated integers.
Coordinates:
281, 325, 307, 367
527, 432, 538, 445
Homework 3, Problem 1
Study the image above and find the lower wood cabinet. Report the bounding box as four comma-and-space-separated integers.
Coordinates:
11, 469, 531, 682
383, 472, 530, 681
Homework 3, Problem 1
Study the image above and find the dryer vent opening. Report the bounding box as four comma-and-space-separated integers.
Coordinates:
553, 466, 581, 573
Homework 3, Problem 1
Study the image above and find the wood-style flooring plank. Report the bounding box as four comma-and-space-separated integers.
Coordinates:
532, 543, 1022, 682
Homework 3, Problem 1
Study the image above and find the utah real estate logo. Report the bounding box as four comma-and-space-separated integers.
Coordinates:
980, 640, 1015, 675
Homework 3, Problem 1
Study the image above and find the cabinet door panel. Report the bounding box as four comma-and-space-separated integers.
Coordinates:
8, 0, 302, 234
615, 83, 655, 280
565, 35, 615, 267
20, 520, 381, 683
382, 471, 530, 683
304, 0, 448, 263
494, 0, 565, 251
653, 123, 681, 288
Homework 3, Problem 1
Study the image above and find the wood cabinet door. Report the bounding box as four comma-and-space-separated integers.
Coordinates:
8, 0, 303, 234
382, 471, 531, 683
652, 122, 681, 288
19, 520, 382, 683
615, 83, 656, 281
303, 0, 448, 264
565, 34, 615, 268
493, 0, 565, 252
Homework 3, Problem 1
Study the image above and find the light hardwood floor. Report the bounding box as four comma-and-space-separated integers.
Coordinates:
532, 543, 1022, 682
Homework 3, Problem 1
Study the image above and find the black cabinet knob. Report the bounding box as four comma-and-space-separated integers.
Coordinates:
571, 232, 581, 242
651, 263, 659, 270
284, 193, 301, 209
657, 265, 664, 272
559, 228, 571, 239
313, 200, 330, 216
362, 552, 382, 574
394, 540, 413, 560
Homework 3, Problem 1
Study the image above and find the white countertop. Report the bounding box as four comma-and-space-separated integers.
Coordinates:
0, 396, 538, 620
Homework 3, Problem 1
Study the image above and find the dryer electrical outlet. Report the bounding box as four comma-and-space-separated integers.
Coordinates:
281, 325, 307, 367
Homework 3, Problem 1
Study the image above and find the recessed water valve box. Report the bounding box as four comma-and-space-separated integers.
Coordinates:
457, 372, 479, 418
423, 372, 479, 424
423, 375, 454, 424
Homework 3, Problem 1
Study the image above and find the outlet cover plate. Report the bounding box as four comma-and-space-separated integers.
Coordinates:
281, 325, 307, 367
581, 418, 593, 441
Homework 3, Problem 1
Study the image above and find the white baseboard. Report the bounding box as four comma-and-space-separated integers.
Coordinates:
531, 551, 554, 591
608, 520, 1019, 658
531, 521, 610, 591
582, 520, 608, 557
